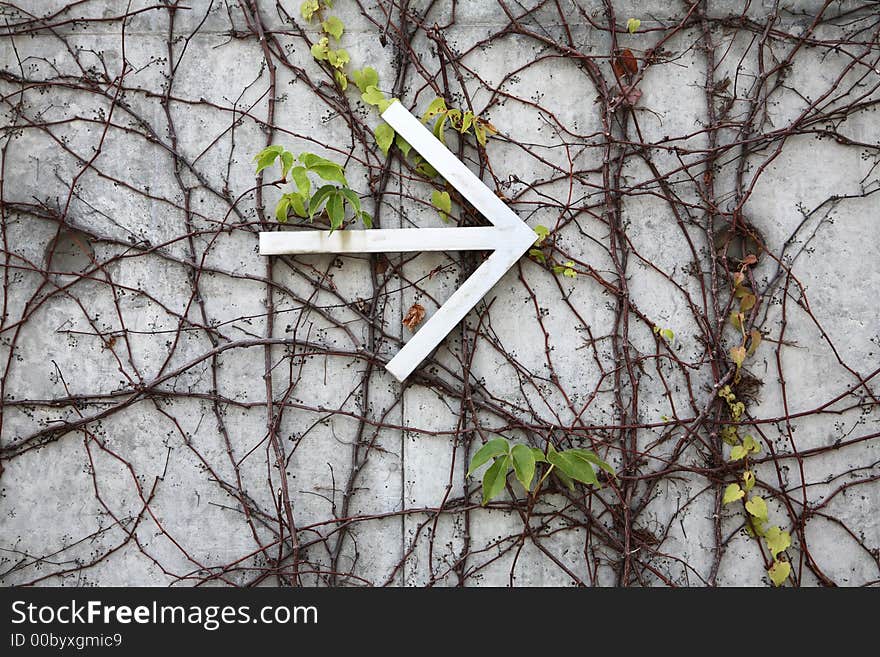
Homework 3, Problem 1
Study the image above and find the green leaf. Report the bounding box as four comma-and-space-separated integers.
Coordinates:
275, 196, 290, 223
289, 193, 307, 218
326, 192, 344, 231
254, 147, 282, 174
722, 483, 745, 504
322, 16, 344, 41
361, 85, 385, 107
765, 526, 791, 559
566, 448, 615, 476
431, 190, 451, 221
299, 152, 331, 168
280, 151, 294, 179
415, 159, 438, 178
422, 96, 447, 123
310, 165, 347, 186
352, 67, 379, 93
289, 166, 311, 197
661, 328, 674, 341
432, 112, 449, 143
742, 469, 755, 492
530, 447, 547, 463
548, 449, 598, 487
481, 455, 510, 505
511, 444, 536, 492
301, 0, 319, 21
394, 133, 412, 158
467, 438, 509, 476
745, 495, 768, 521
308, 184, 336, 220
554, 468, 575, 491
528, 248, 546, 263
327, 48, 349, 70
337, 187, 361, 215
730, 444, 747, 461
768, 560, 791, 587
358, 211, 372, 228
374, 121, 395, 157
626, 18, 641, 33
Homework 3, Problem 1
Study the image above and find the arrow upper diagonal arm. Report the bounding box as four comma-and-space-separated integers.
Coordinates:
380, 102, 525, 231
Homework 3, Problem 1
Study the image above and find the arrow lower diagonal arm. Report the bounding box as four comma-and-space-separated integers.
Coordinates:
259, 101, 537, 382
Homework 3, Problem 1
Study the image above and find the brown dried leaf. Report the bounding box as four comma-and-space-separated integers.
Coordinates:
742, 253, 758, 266
476, 118, 498, 135
613, 48, 639, 78
621, 85, 642, 106
402, 303, 426, 331
375, 253, 390, 275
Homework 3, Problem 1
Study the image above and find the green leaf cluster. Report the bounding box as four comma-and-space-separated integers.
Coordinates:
552, 260, 577, 278
253, 146, 371, 231
467, 437, 613, 506
420, 96, 498, 146
652, 325, 675, 342
718, 385, 792, 586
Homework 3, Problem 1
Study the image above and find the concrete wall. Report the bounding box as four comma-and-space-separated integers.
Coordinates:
1, 0, 878, 586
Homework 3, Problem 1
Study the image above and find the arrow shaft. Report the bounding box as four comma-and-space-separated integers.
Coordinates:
260, 227, 502, 255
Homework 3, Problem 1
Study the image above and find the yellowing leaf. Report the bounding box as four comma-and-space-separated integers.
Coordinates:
722, 483, 745, 504
361, 85, 386, 107
745, 495, 768, 521
768, 559, 791, 587
743, 469, 755, 492
747, 329, 762, 356
301, 0, 319, 21
730, 444, 747, 461
422, 97, 447, 123
327, 48, 349, 69
533, 225, 550, 245
730, 345, 746, 369
765, 526, 791, 559
310, 37, 329, 61
333, 69, 347, 90
626, 18, 641, 33
743, 434, 761, 454
353, 67, 379, 93
740, 292, 756, 312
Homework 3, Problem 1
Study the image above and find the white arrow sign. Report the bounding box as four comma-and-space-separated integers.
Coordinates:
260, 101, 537, 382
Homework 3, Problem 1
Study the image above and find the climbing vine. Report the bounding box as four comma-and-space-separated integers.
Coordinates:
1, 1, 878, 589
